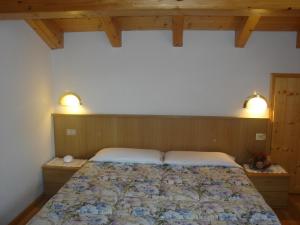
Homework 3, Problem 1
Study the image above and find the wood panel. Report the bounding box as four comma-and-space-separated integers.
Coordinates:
53, 114, 269, 163
2, 0, 300, 51
116, 16, 171, 30
54, 18, 102, 32
260, 191, 289, 208
235, 15, 261, 48
100, 16, 122, 47
43, 169, 77, 183
26, 19, 63, 49
24, 15, 300, 48
270, 74, 300, 193
184, 16, 243, 30
172, 16, 184, 47
53, 16, 300, 32
42, 168, 78, 196
249, 176, 289, 192
256, 17, 300, 31
1, 0, 300, 19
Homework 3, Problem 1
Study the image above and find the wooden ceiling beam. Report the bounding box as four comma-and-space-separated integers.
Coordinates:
1, 0, 300, 19
1, 0, 300, 12
54, 16, 300, 32
100, 17, 121, 47
235, 15, 261, 48
26, 19, 64, 49
1, 9, 300, 19
172, 16, 184, 47
297, 31, 300, 48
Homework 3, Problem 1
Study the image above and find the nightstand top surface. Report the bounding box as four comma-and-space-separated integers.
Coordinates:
243, 164, 289, 177
43, 157, 87, 170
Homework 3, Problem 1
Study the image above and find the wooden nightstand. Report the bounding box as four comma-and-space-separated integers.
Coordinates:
244, 164, 289, 208
43, 158, 87, 197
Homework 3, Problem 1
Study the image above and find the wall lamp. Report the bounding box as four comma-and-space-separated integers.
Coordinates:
243, 92, 268, 114
59, 92, 82, 107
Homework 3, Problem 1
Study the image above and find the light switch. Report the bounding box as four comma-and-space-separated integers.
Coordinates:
256, 133, 266, 141
66, 129, 77, 136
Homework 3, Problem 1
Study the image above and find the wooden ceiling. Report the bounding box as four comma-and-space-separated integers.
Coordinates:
1, 0, 300, 49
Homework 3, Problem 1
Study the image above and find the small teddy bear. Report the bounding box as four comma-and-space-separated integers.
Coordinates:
249, 152, 272, 170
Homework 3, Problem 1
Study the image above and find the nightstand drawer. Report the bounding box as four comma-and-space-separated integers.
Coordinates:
44, 182, 65, 196
43, 168, 77, 184
260, 191, 288, 208
250, 176, 289, 192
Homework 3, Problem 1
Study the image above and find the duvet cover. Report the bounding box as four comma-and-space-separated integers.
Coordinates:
28, 161, 280, 225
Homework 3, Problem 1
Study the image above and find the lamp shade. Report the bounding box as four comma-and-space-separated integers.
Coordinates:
59, 93, 82, 107
243, 92, 267, 114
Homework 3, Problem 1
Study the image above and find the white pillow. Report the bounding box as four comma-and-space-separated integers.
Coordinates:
164, 151, 240, 167
90, 148, 163, 164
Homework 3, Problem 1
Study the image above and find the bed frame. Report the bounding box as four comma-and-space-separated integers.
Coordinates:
53, 114, 269, 163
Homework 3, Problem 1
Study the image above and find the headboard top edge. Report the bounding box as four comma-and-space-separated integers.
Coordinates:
52, 113, 269, 121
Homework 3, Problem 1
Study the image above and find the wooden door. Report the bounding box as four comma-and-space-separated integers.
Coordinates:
270, 74, 300, 193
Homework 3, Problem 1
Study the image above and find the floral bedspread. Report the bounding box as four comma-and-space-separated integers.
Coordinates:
28, 162, 280, 225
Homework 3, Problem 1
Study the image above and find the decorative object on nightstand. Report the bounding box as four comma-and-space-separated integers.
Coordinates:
43, 157, 87, 197
248, 152, 272, 170
244, 164, 289, 208
63, 155, 74, 163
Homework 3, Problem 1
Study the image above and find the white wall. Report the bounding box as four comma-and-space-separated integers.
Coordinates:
51, 31, 300, 117
0, 21, 53, 225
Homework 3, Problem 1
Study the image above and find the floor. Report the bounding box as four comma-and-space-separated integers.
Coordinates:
11, 194, 300, 225
274, 194, 300, 225
8, 195, 50, 225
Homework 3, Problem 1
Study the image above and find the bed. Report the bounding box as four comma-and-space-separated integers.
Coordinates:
28, 159, 280, 225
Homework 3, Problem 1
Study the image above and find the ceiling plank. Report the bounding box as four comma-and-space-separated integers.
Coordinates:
297, 31, 300, 48
54, 16, 300, 32
1, 1, 300, 19
172, 16, 184, 47
100, 16, 121, 47
235, 15, 261, 48
26, 19, 63, 49
256, 17, 300, 31
1, 0, 300, 12
1, 9, 300, 19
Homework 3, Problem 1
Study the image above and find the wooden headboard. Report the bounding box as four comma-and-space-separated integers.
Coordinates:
53, 114, 269, 163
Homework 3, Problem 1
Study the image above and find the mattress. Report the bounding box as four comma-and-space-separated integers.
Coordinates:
28, 161, 280, 225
